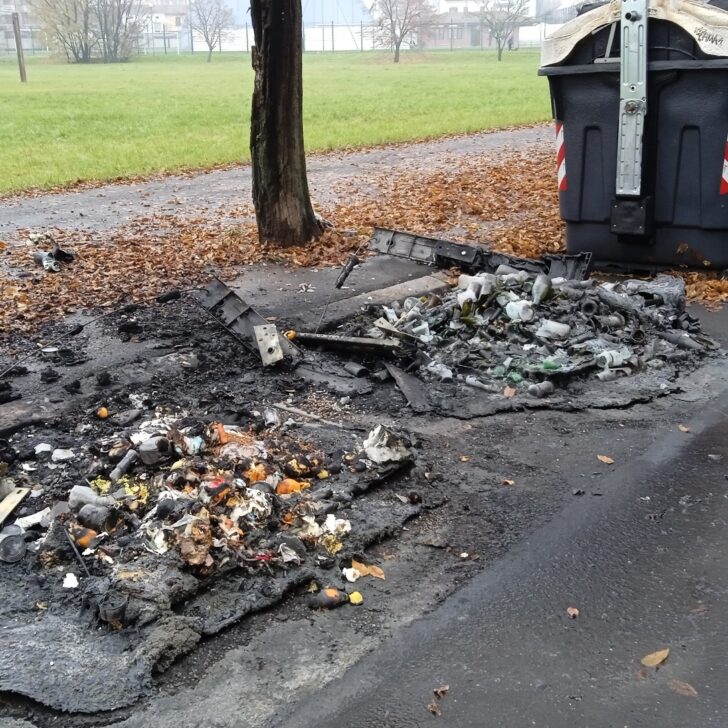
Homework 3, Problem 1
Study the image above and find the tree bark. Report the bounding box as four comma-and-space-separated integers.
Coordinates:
394, 39, 401, 62
250, 0, 322, 246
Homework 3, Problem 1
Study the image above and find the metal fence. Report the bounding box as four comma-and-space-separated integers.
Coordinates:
0, 26, 47, 55
0, 20, 553, 59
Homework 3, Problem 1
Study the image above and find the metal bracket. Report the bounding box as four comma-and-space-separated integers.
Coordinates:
253, 324, 285, 366
193, 276, 300, 365
610, 196, 653, 236
594, 21, 618, 63
616, 0, 649, 197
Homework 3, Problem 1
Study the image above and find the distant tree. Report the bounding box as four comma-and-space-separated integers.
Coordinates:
190, 0, 233, 62
371, 0, 435, 63
249, 0, 322, 246
32, 0, 96, 62
32, 0, 142, 62
480, 0, 530, 61
94, 0, 146, 61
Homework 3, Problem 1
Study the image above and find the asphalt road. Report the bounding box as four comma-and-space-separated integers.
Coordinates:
270, 386, 728, 727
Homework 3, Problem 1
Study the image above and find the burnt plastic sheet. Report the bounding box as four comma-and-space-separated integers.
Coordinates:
369, 227, 592, 280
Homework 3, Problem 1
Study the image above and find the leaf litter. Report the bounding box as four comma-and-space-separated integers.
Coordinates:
2, 147, 725, 345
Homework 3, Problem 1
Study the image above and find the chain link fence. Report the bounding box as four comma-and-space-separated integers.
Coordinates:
0, 25, 48, 57
0, 19, 558, 60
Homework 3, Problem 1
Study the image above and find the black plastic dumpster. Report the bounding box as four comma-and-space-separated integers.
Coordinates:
539, 0, 728, 271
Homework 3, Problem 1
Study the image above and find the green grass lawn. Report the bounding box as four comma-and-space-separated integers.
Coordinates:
0, 50, 551, 194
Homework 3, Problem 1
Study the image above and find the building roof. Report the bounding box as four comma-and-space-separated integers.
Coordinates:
432, 9, 483, 22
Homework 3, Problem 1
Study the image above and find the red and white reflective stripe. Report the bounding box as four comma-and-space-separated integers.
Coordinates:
721, 135, 728, 195
555, 121, 567, 192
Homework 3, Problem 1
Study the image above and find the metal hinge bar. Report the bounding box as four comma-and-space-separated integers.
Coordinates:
616, 0, 649, 197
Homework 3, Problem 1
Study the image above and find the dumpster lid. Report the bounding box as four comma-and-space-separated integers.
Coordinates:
541, 0, 728, 66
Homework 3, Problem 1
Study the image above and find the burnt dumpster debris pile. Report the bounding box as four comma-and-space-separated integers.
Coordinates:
0, 409, 419, 712
0, 227, 723, 714
293, 264, 719, 418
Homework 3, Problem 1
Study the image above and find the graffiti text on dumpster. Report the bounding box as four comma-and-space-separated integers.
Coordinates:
694, 27, 724, 47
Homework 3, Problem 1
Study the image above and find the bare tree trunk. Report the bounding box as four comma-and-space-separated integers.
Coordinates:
250, 0, 322, 246
394, 39, 401, 62
497, 41, 503, 60
207, 44, 212, 61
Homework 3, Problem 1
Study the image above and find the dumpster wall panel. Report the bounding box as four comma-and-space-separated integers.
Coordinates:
581, 127, 607, 221
550, 73, 619, 223
673, 127, 702, 228
654, 72, 728, 229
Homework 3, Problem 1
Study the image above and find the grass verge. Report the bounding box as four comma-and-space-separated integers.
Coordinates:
0, 50, 551, 194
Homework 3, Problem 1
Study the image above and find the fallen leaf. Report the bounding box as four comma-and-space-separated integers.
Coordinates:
503, 386, 517, 398
566, 606, 579, 619
597, 455, 615, 464
365, 564, 385, 580
427, 700, 442, 716
502, 478, 515, 486
351, 559, 385, 580
678, 424, 691, 433
433, 685, 449, 699
668, 679, 698, 697
641, 648, 670, 668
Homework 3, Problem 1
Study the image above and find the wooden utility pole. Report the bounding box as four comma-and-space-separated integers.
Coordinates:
12, 13, 27, 83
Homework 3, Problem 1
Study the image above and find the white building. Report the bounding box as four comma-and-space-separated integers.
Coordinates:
140, 2, 192, 53
434, 0, 578, 47
1, 1, 47, 53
